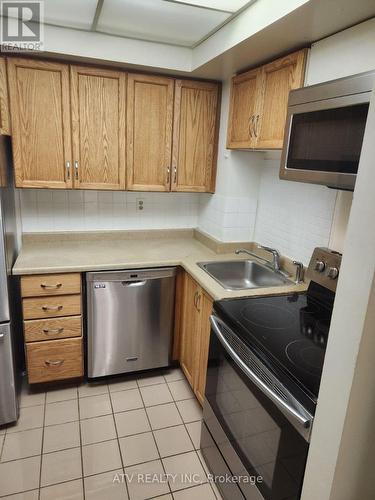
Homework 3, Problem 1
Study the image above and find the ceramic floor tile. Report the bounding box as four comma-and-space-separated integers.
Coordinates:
115, 408, 150, 437
0, 456, 40, 496
137, 373, 165, 387
41, 447, 82, 487
84, 469, 129, 500
7, 405, 44, 433
82, 439, 122, 477
1, 428, 43, 462
43, 421, 80, 453
154, 425, 194, 458
163, 368, 184, 383
108, 377, 138, 393
45, 385, 78, 404
78, 382, 108, 398
167, 380, 194, 401
19, 389, 45, 408
0, 490, 39, 500
172, 483, 216, 500
139, 384, 173, 407
45, 399, 79, 426
176, 399, 203, 423
80, 414, 116, 445
125, 459, 169, 500
111, 388, 143, 413
0, 427, 6, 435
146, 403, 182, 430
162, 451, 207, 491
186, 421, 201, 450
119, 431, 159, 467
40, 479, 84, 500
79, 394, 112, 420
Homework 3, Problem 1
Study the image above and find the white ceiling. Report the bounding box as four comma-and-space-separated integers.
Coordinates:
42, 0, 254, 47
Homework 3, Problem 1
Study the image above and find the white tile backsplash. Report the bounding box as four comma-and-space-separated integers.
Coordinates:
18, 190, 200, 233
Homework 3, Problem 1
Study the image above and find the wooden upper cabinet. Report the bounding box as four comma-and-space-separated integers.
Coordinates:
255, 50, 307, 149
7, 58, 72, 188
227, 67, 261, 149
172, 80, 219, 193
126, 74, 174, 191
0, 58, 11, 135
227, 49, 307, 150
71, 66, 126, 190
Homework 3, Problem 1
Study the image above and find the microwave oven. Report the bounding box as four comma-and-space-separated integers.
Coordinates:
280, 70, 374, 190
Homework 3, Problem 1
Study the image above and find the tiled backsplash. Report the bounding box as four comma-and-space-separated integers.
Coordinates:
18, 190, 200, 233
254, 162, 337, 264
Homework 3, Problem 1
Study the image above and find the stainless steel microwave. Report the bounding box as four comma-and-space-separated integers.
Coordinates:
280, 70, 374, 190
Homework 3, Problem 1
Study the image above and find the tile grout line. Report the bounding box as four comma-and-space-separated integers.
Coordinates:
75, 385, 86, 500
38, 391, 47, 500
107, 383, 131, 500
136, 376, 174, 498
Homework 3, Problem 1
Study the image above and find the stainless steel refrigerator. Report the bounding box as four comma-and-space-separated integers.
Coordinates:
0, 134, 21, 426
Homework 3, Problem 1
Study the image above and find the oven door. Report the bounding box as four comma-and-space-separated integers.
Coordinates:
280, 93, 370, 190
204, 315, 312, 500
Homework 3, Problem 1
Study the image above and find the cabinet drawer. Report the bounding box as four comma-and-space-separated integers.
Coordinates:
23, 295, 81, 320
26, 338, 83, 384
24, 316, 82, 342
21, 273, 81, 297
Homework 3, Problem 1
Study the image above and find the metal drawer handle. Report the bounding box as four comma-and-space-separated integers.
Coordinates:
41, 283, 62, 289
173, 165, 177, 184
45, 359, 64, 367
42, 327, 64, 335
42, 305, 63, 311
249, 115, 253, 138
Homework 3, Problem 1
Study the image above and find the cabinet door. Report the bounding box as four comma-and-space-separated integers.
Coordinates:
172, 80, 219, 193
0, 58, 10, 135
179, 273, 200, 387
127, 74, 174, 191
194, 292, 213, 406
255, 49, 307, 149
227, 67, 262, 149
71, 66, 126, 190
7, 58, 72, 188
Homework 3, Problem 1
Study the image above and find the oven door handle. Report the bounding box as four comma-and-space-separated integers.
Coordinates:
210, 315, 313, 438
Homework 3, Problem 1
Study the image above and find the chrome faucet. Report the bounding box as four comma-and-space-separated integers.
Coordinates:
235, 245, 286, 275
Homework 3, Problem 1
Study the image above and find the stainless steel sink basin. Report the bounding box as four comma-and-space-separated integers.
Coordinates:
198, 260, 291, 290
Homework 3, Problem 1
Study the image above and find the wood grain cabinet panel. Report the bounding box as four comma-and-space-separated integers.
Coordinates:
227, 67, 261, 149
23, 294, 81, 320
172, 80, 219, 193
21, 273, 81, 297
0, 58, 10, 135
227, 49, 307, 150
178, 271, 213, 405
255, 50, 307, 149
71, 66, 126, 190
26, 337, 83, 383
7, 58, 72, 188
24, 315, 82, 342
126, 74, 174, 191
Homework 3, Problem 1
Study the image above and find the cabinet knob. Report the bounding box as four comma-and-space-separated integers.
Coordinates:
327, 267, 339, 280
314, 260, 325, 272
66, 161, 71, 180
74, 160, 79, 180
166, 166, 170, 184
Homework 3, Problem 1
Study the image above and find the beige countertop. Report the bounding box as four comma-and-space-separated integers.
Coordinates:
13, 229, 308, 300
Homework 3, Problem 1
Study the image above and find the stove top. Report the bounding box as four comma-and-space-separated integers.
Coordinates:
214, 282, 334, 402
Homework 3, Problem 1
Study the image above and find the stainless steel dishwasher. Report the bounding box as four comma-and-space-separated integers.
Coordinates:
86, 267, 176, 378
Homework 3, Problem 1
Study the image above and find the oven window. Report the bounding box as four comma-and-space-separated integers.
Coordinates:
206, 332, 309, 500
286, 103, 369, 174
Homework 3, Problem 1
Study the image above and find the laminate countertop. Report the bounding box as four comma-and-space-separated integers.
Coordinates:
13, 230, 308, 301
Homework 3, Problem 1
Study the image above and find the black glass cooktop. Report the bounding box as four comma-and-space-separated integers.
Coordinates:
214, 282, 334, 401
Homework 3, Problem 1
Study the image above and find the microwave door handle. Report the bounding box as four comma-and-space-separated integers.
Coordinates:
210, 315, 313, 433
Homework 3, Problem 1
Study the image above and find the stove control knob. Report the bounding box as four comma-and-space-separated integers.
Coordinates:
314, 260, 325, 273
327, 266, 339, 280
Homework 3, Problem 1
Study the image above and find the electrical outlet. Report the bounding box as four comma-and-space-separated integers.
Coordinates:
136, 198, 144, 211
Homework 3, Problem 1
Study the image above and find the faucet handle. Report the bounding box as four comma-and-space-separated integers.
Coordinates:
292, 261, 304, 284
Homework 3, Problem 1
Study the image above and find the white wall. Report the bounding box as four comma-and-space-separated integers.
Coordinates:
19, 190, 200, 233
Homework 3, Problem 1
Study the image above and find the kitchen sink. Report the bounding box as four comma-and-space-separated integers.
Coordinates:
198, 260, 291, 290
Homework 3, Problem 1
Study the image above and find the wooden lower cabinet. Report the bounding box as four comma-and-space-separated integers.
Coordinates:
21, 273, 84, 384
178, 271, 213, 405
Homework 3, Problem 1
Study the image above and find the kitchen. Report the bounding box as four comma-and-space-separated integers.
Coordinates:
0, 1, 374, 499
